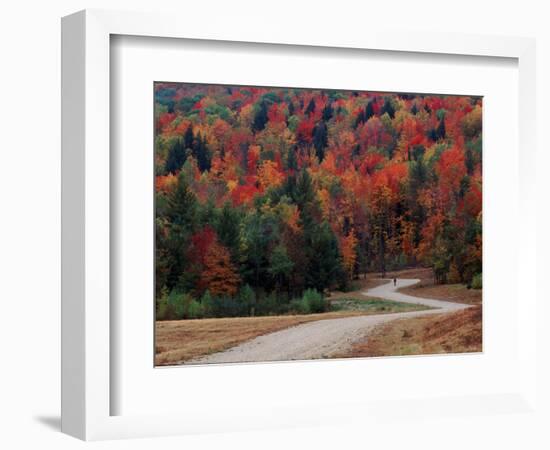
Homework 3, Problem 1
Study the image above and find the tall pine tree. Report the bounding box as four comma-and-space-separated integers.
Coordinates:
313, 121, 328, 161
164, 138, 186, 174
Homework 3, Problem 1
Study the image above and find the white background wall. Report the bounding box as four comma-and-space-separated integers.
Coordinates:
0, 1, 548, 449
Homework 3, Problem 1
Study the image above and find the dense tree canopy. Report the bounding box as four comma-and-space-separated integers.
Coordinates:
155, 83, 482, 317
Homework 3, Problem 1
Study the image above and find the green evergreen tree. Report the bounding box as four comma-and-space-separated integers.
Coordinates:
287, 145, 299, 171
184, 124, 194, 149
294, 169, 317, 212
238, 284, 256, 315
322, 102, 333, 121
352, 144, 361, 160
436, 117, 446, 140
162, 174, 199, 290
381, 97, 395, 119
386, 140, 397, 160
193, 133, 211, 172
411, 144, 425, 161
313, 121, 328, 161
465, 146, 475, 175
241, 212, 269, 291
365, 101, 375, 120
268, 244, 294, 293
305, 98, 316, 116
165, 173, 198, 229
216, 202, 241, 261
306, 221, 342, 292
287, 101, 295, 117
253, 100, 269, 132
164, 138, 186, 174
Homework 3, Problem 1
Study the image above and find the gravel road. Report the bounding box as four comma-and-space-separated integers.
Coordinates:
189, 279, 471, 364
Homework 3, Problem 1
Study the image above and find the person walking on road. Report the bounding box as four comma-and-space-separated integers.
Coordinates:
393, 278, 397, 287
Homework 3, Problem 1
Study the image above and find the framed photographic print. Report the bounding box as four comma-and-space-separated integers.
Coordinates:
62, 9, 538, 441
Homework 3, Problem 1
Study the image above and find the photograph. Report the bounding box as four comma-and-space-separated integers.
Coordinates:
153, 82, 483, 366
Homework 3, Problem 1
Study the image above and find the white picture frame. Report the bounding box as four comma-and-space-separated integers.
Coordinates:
61, 9, 537, 441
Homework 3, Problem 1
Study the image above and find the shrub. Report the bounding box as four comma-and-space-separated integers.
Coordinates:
166, 291, 184, 319
156, 290, 177, 320
288, 290, 326, 314
201, 290, 248, 318
471, 273, 482, 290
166, 291, 203, 319
200, 290, 215, 316
289, 298, 310, 314
215, 296, 247, 317
303, 288, 326, 313
239, 284, 256, 314
187, 299, 204, 319
338, 278, 356, 292
447, 262, 461, 284
256, 292, 279, 316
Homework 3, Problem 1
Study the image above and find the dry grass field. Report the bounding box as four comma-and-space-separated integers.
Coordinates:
334, 305, 482, 358
156, 315, 327, 365
155, 296, 427, 366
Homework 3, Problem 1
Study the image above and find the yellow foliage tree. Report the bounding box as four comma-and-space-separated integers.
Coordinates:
258, 159, 284, 190
341, 231, 358, 280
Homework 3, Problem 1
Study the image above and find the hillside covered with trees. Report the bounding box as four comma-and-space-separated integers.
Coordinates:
154, 83, 482, 320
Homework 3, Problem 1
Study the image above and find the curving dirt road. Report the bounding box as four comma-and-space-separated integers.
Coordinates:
188, 279, 471, 364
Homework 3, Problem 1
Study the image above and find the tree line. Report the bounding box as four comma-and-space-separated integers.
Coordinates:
154, 84, 483, 319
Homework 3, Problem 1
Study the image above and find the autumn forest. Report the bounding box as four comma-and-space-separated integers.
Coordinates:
154, 83, 482, 321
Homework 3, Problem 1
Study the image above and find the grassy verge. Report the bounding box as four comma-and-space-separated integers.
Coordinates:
329, 277, 388, 301
331, 297, 427, 314
155, 297, 428, 366
334, 305, 482, 358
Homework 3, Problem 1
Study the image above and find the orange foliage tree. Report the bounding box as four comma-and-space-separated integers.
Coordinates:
199, 239, 240, 296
